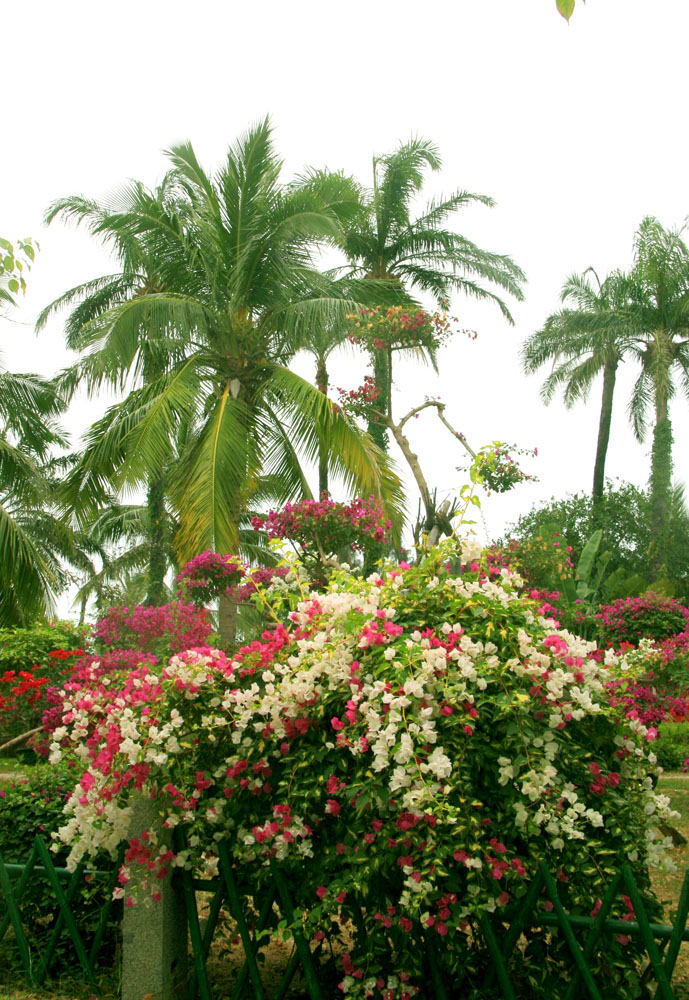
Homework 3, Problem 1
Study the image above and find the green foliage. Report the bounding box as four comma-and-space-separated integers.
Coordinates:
0, 236, 37, 307
655, 722, 689, 771
503, 482, 689, 601
0, 621, 88, 679
0, 762, 121, 975
556, 0, 576, 21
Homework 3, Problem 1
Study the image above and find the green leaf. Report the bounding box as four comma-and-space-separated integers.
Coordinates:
4, 255, 14, 272
557, 0, 575, 20
7, 278, 19, 293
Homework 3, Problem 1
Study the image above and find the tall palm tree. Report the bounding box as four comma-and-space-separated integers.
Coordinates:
43, 119, 404, 639
625, 217, 689, 574
340, 137, 526, 448
521, 268, 636, 504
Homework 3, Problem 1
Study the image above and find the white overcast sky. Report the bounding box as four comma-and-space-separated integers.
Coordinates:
3, 0, 689, 607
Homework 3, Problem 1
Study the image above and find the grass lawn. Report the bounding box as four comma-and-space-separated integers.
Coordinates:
0, 757, 28, 783
650, 775, 689, 997
3, 773, 689, 999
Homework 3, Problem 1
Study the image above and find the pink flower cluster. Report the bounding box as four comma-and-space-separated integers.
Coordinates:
251, 495, 391, 555
94, 602, 212, 654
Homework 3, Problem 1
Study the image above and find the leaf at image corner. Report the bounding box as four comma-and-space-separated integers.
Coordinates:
557, 0, 575, 21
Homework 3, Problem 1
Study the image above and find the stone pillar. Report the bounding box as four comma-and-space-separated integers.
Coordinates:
121, 795, 187, 1000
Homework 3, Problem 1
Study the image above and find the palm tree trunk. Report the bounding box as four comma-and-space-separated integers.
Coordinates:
592, 359, 617, 506
368, 349, 389, 451
217, 488, 242, 648
146, 473, 167, 606
649, 386, 673, 578
316, 356, 329, 497
218, 591, 238, 648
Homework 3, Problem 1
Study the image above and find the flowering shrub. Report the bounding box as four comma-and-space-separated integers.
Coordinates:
601, 637, 689, 754
39, 649, 160, 756
48, 539, 673, 998
0, 647, 86, 748
251, 496, 392, 560
597, 593, 689, 647
502, 528, 575, 593
93, 601, 212, 657
0, 668, 51, 745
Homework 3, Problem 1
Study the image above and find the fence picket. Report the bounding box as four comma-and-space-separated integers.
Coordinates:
563, 868, 622, 1000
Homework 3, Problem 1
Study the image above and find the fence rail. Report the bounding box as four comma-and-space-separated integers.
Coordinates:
3, 834, 689, 998
0, 835, 122, 990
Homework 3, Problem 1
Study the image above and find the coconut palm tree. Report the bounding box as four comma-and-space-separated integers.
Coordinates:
42, 119, 404, 639
340, 137, 526, 449
521, 268, 636, 504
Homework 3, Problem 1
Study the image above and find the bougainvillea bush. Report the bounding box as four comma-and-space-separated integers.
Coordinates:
597, 593, 689, 647
48, 540, 675, 999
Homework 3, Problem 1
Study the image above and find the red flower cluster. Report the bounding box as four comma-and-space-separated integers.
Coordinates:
336, 376, 383, 422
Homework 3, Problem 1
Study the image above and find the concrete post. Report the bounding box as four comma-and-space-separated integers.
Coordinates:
121, 795, 187, 1000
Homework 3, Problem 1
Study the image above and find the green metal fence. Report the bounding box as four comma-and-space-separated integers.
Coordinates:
172, 836, 689, 1000
0, 835, 123, 989
4, 834, 689, 998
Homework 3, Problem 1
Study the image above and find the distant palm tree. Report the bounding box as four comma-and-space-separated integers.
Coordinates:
341, 137, 526, 449
626, 217, 689, 574
525, 217, 689, 575
39, 174, 193, 606
521, 268, 636, 504
0, 370, 90, 624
